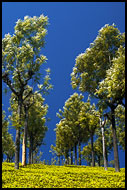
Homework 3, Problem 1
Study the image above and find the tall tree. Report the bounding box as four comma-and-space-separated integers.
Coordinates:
2, 15, 49, 169
79, 97, 99, 167
71, 24, 125, 172
27, 94, 48, 164
95, 46, 125, 172
55, 119, 74, 165
56, 93, 89, 165
22, 68, 52, 166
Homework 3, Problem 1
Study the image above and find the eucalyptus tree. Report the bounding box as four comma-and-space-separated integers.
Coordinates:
9, 89, 49, 165
55, 119, 74, 165
22, 71, 52, 167
27, 94, 48, 164
24, 68, 52, 166
56, 93, 89, 165
2, 15, 49, 169
79, 98, 100, 167
95, 46, 125, 172
71, 24, 125, 172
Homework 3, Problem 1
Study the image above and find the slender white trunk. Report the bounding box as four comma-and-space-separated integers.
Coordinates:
100, 117, 108, 170
22, 106, 28, 166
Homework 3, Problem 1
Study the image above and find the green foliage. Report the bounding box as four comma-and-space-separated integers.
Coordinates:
2, 110, 15, 162
27, 93, 48, 152
71, 24, 125, 95
82, 141, 103, 166
55, 93, 87, 160
2, 14, 52, 98
79, 97, 100, 135
70, 23, 125, 172
2, 162, 125, 188
95, 46, 125, 102
9, 91, 48, 150
115, 105, 125, 150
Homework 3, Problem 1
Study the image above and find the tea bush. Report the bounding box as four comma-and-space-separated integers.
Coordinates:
2, 162, 125, 188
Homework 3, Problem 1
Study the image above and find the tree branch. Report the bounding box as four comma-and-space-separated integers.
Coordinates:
2, 73, 18, 96
17, 71, 25, 87
23, 89, 33, 102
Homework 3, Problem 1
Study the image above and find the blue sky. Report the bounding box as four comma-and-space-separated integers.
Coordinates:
2, 2, 125, 167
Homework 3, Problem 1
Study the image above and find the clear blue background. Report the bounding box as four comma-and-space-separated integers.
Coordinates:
2, 2, 125, 167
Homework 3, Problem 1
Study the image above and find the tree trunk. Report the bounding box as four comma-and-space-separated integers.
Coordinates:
29, 134, 33, 164
31, 135, 33, 164
111, 108, 120, 172
101, 123, 108, 170
15, 96, 22, 169
29, 140, 31, 164
22, 107, 28, 167
61, 155, 64, 165
91, 133, 95, 167
78, 141, 81, 165
58, 155, 60, 166
74, 143, 77, 165
71, 147, 73, 165
65, 150, 68, 165
105, 148, 108, 167
98, 155, 100, 166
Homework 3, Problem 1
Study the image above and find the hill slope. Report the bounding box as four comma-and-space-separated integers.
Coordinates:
2, 162, 125, 188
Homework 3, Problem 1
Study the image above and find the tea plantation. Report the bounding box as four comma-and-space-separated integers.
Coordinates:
2, 162, 125, 188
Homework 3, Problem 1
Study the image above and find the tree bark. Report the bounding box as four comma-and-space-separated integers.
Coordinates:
91, 133, 95, 167
29, 140, 31, 164
111, 108, 120, 172
65, 149, 68, 165
15, 96, 22, 169
71, 147, 73, 165
78, 141, 81, 165
105, 148, 108, 167
22, 106, 28, 167
31, 135, 33, 164
29, 134, 33, 164
100, 117, 108, 170
98, 155, 100, 166
74, 143, 77, 165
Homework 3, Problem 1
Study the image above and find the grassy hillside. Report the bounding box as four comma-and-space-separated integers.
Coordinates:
2, 162, 125, 188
